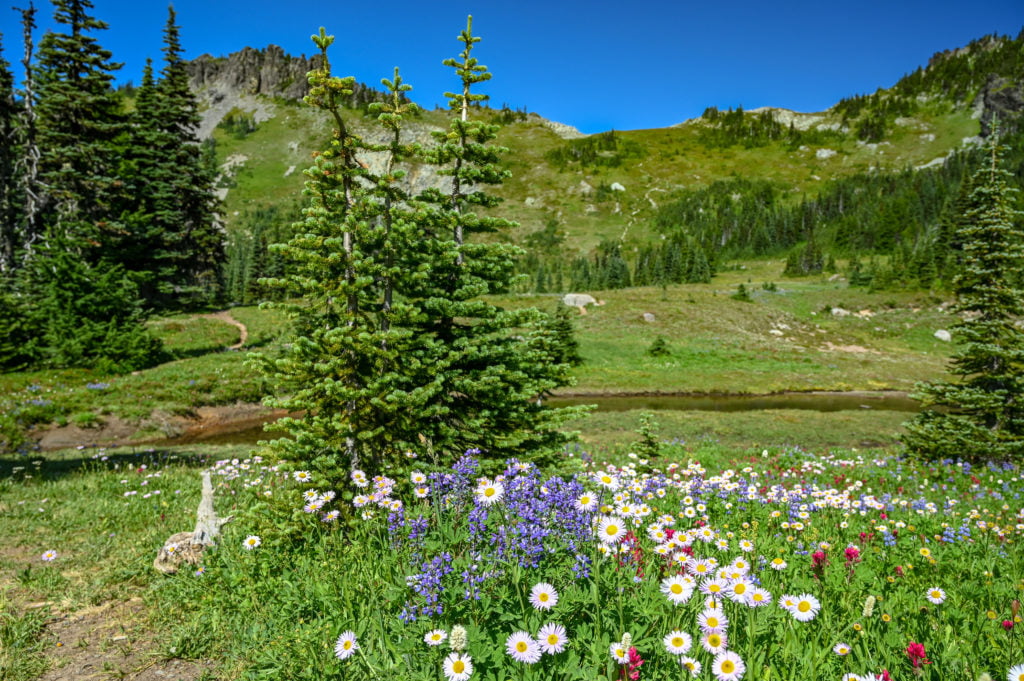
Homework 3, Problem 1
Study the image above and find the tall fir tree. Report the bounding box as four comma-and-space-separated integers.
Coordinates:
0, 32, 20, 276
902, 131, 1024, 462
20, 0, 162, 371
33, 0, 127, 252
121, 7, 220, 308
255, 20, 580, 479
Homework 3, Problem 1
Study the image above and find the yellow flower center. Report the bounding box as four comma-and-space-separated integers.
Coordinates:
734, 584, 747, 594
722, 660, 735, 673
453, 660, 465, 673
539, 593, 549, 602
343, 641, 352, 650
671, 584, 683, 594
798, 602, 811, 613
484, 487, 495, 497
709, 584, 721, 593
547, 634, 559, 645
516, 641, 528, 652
606, 525, 619, 536
709, 634, 721, 647
672, 637, 683, 647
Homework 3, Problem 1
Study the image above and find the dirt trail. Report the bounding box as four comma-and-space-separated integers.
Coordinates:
201, 310, 248, 349
0, 548, 211, 681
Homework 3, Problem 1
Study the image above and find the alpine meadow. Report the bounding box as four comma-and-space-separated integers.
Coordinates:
2, 3, 1024, 681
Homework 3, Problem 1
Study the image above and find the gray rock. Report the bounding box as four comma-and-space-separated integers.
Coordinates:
642, 312, 656, 322
934, 329, 952, 342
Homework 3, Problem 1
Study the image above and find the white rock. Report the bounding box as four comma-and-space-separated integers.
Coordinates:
934, 329, 952, 342
815, 148, 837, 160
610, 182, 625, 192
283, 165, 296, 177
524, 197, 537, 206
831, 307, 850, 317
769, 329, 784, 336
642, 312, 656, 322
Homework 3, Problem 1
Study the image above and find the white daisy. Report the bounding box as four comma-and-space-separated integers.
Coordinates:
334, 631, 358, 660
680, 656, 702, 677
833, 642, 851, 656
537, 622, 568, 655
243, 535, 261, 550
575, 492, 597, 512
529, 582, 559, 610
505, 631, 542, 664
925, 587, 946, 605
663, 630, 693, 655
790, 594, 821, 622
597, 515, 628, 544
475, 480, 504, 506
661, 574, 695, 605
698, 608, 729, 633
700, 631, 728, 655
424, 629, 448, 646
712, 650, 745, 681
442, 652, 473, 681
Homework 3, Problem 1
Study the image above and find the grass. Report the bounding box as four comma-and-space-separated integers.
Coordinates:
6, 438, 1019, 680
0, 444, 254, 679
0, 269, 954, 453
210, 87, 981, 252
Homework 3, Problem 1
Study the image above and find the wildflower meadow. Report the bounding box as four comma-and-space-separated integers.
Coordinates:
143, 445, 1024, 681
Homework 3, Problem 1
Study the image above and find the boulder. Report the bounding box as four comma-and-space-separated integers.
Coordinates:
934, 329, 952, 342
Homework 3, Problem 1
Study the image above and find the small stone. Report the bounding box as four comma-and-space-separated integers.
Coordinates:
642, 312, 656, 322
934, 329, 952, 342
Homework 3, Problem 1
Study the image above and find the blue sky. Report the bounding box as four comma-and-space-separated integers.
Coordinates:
2, 0, 1022, 134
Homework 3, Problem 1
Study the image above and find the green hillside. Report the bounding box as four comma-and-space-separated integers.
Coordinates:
204, 29, 1022, 268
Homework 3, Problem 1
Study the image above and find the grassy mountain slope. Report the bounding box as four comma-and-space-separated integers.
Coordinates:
202, 30, 1020, 256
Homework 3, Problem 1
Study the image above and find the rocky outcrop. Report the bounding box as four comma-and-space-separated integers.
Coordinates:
978, 74, 1024, 137
187, 45, 321, 100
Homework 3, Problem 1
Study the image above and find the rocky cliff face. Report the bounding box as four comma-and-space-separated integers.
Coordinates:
187, 45, 321, 101
186, 45, 385, 138
979, 74, 1024, 137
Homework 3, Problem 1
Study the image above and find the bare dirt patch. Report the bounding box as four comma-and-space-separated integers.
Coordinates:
37, 598, 212, 681
35, 403, 287, 452
819, 341, 880, 354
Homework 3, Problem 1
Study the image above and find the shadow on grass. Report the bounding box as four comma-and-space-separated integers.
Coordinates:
0, 446, 216, 482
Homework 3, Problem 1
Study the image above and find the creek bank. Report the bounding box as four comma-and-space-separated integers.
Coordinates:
33, 390, 916, 451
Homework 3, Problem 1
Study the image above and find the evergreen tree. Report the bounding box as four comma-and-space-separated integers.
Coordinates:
0, 32, 20, 275
902, 132, 1024, 462
152, 5, 221, 303
12, 3, 40, 264
33, 0, 127, 252
121, 6, 221, 307
255, 21, 580, 479
19, 0, 162, 371
27, 230, 161, 372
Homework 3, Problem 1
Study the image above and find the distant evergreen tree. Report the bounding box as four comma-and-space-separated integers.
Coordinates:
902, 132, 1024, 462
11, 3, 40, 265
33, 0, 127, 255
27, 231, 161, 372
20, 0, 162, 371
0, 32, 20, 276
122, 6, 221, 308
254, 21, 580, 478
538, 304, 583, 367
